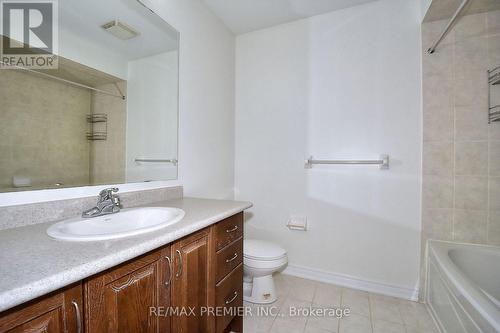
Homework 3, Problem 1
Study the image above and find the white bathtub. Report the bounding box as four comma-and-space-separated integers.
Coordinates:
426, 240, 500, 333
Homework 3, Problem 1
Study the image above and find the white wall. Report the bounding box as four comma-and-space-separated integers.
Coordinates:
126, 51, 179, 183
235, 0, 422, 299
125, 0, 236, 200
0, 0, 235, 206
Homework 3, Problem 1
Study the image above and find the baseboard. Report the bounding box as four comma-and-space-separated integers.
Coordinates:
283, 264, 419, 301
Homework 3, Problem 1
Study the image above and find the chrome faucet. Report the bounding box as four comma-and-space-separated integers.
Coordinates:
82, 188, 121, 218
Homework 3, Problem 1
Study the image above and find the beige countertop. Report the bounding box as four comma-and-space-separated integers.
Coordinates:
0, 197, 252, 312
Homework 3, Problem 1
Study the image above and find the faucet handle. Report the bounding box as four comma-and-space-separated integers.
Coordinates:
98, 188, 119, 201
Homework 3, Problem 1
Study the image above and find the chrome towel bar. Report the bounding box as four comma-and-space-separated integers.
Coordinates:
304, 155, 389, 170
134, 158, 178, 166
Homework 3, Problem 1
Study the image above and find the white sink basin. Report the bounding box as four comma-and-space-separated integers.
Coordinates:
47, 207, 185, 241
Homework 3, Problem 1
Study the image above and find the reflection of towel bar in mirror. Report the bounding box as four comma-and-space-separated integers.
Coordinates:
304, 155, 389, 170
135, 158, 178, 166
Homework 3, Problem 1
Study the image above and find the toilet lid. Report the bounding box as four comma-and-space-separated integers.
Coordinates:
244, 239, 287, 260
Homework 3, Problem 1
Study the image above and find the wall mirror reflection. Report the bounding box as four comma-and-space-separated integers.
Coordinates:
0, 0, 179, 192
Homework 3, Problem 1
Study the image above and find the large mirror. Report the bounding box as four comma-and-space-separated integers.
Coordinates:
0, 0, 179, 192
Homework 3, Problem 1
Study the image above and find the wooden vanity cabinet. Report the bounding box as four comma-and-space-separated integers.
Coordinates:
84, 245, 172, 333
0, 284, 83, 333
171, 228, 214, 333
0, 213, 245, 333
83, 227, 215, 333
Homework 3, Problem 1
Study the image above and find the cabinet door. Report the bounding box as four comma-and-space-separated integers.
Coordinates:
171, 228, 214, 333
0, 284, 83, 333
84, 246, 172, 333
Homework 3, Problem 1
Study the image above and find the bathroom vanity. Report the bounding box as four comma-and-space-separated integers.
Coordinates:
0, 198, 250, 333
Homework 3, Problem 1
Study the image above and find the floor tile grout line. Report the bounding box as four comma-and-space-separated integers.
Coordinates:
338, 288, 343, 333
368, 293, 374, 333
269, 281, 289, 332
303, 282, 317, 333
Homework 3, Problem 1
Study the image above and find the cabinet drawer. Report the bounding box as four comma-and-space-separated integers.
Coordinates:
215, 213, 243, 251
215, 264, 243, 333
216, 238, 243, 283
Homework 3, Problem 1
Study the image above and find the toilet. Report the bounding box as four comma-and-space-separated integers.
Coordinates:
243, 239, 288, 304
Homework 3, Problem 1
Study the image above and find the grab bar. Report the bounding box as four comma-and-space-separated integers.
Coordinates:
134, 158, 178, 166
304, 155, 389, 170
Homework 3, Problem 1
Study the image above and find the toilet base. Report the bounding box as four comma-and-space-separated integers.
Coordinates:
243, 275, 277, 304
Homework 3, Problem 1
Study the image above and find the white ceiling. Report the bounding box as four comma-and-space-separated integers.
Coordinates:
201, 0, 380, 35
60, 0, 179, 61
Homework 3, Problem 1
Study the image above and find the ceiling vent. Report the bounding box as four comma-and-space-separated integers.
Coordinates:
101, 20, 140, 40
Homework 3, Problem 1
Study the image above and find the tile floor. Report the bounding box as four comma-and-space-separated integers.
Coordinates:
243, 274, 438, 333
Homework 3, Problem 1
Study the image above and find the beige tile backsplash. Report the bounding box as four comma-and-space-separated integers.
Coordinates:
421, 10, 500, 298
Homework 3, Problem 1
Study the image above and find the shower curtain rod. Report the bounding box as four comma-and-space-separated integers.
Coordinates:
427, 0, 471, 54
0, 61, 126, 100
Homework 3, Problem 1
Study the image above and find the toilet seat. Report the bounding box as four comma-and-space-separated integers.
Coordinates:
244, 255, 288, 269
244, 239, 286, 261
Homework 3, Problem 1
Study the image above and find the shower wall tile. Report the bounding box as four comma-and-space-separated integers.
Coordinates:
422, 46, 453, 77
423, 106, 454, 141
454, 13, 487, 40
454, 38, 489, 77
453, 209, 488, 243
90, 82, 127, 185
455, 141, 488, 175
453, 71, 489, 107
486, 10, 500, 36
0, 71, 91, 189
488, 211, 500, 245
421, 11, 500, 299
422, 209, 453, 241
422, 19, 454, 47
454, 176, 488, 210
455, 106, 489, 141
422, 176, 454, 209
470, 0, 500, 13
423, 141, 454, 176
489, 141, 500, 176
423, 75, 453, 109
487, 35, 500, 67
489, 178, 500, 211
